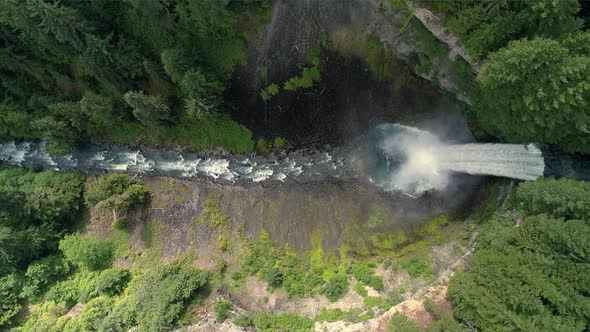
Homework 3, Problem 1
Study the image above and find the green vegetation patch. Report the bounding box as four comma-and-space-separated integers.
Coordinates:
0, 0, 266, 153
143, 219, 164, 249
197, 194, 230, 229
85, 174, 150, 229
448, 177, 590, 331
241, 230, 349, 301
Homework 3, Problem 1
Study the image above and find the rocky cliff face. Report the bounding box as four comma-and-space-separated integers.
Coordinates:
231, 0, 476, 145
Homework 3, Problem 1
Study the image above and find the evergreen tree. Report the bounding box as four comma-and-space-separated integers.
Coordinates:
123, 91, 171, 126
476, 34, 590, 153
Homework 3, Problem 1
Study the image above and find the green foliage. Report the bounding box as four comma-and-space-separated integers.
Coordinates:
433, 0, 582, 60
284, 67, 321, 91
214, 299, 232, 322
234, 313, 252, 327
364, 296, 384, 309
95, 267, 131, 296
322, 273, 349, 302
123, 90, 171, 127
111, 218, 128, 230
145, 115, 255, 153
20, 255, 70, 300
0, 167, 84, 275
265, 267, 284, 288
256, 137, 271, 153
350, 263, 383, 291
242, 230, 343, 299
353, 282, 368, 297
388, 312, 422, 332
143, 219, 163, 249
273, 137, 286, 149
423, 299, 469, 332
260, 83, 279, 102
46, 270, 101, 308
0, 0, 264, 152
78, 296, 114, 331
283, 47, 322, 91
218, 234, 232, 252
476, 34, 590, 153
519, 215, 590, 263
448, 58, 479, 99
448, 181, 590, 331
59, 233, 113, 271
260, 64, 268, 79
253, 312, 314, 331
415, 214, 449, 238
85, 174, 129, 206
0, 273, 22, 327
513, 177, 590, 220
399, 258, 433, 278
411, 19, 449, 61
198, 195, 230, 228
315, 308, 345, 322
104, 257, 210, 332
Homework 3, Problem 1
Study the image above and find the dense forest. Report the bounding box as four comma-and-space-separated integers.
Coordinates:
1, 0, 590, 331
419, 0, 590, 153
0, 0, 271, 153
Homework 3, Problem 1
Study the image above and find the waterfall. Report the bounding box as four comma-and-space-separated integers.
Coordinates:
0, 123, 546, 197
436, 143, 545, 181
361, 123, 545, 196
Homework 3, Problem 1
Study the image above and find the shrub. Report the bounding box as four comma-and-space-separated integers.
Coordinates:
260, 84, 279, 102
20, 255, 71, 299
256, 137, 271, 153
218, 234, 231, 252
284, 67, 320, 91
382, 290, 404, 309
253, 312, 314, 330
198, 195, 230, 228
323, 273, 348, 302
214, 299, 232, 322
399, 258, 432, 278
120, 258, 210, 331
350, 263, 382, 290
111, 218, 128, 230
59, 233, 113, 270
46, 271, 101, 308
234, 313, 252, 327
86, 175, 150, 218
364, 296, 384, 309
265, 268, 284, 288
95, 268, 131, 296
79, 296, 114, 331
216, 259, 228, 275
388, 312, 421, 332
85, 174, 129, 206
367, 276, 384, 292
273, 137, 286, 149
415, 214, 449, 238
353, 282, 368, 297
0, 273, 23, 327
314, 308, 344, 322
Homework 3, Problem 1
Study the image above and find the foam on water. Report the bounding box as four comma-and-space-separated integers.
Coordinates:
368, 123, 545, 195
0, 123, 546, 196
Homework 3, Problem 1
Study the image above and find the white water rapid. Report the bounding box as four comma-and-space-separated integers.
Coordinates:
0, 124, 546, 196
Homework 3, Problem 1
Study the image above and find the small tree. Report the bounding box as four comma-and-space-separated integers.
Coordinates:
123, 91, 171, 126
59, 233, 113, 270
